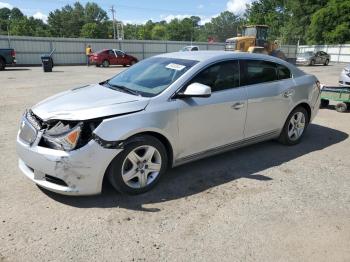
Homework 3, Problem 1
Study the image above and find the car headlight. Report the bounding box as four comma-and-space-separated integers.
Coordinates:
42, 122, 83, 151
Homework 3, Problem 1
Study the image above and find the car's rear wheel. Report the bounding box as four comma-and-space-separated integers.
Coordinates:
0, 58, 5, 71
278, 106, 309, 145
102, 60, 110, 67
324, 59, 329, 66
107, 135, 168, 194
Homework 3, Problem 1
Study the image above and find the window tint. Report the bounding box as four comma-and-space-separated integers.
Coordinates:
241, 60, 277, 85
277, 65, 291, 80
115, 50, 124, 56
190, 60, 240, 92
108, 50, 114, 55
192, 47, 199, 51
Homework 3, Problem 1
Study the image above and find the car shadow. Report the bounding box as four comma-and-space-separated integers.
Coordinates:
4, 68, 31, 71
41, 124, 348, 211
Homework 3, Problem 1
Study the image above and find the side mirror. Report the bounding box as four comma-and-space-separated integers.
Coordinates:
176, 83, 211, 98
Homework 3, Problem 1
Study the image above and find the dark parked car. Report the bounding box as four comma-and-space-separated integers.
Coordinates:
91, 49, 138, 67
0, 48, 16, 70
296, 51, 330, 66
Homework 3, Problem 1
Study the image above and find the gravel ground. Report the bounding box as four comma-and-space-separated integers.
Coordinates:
0, 63, 349, 262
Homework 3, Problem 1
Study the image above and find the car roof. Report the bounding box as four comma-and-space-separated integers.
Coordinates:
156, 51, 305, 77
158, 51, 282, 63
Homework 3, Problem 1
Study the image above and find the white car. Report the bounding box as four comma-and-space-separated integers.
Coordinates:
339, 64, 350, 87
180, 46, 199, 51
17, 51, 321, 195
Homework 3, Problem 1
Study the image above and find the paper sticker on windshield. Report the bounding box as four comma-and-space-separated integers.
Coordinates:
166, 63, 186, 71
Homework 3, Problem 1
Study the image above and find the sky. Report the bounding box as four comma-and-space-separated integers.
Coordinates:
0, 0, 255, 24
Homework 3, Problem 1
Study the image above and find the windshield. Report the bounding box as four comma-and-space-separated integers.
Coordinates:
106, 57, 198, 97
243, 27, 257, 37
181, 47, 191, 51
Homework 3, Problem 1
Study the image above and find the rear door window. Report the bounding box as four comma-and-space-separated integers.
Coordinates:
277, 65, 291, 80
241, 60, 278, 85
115, 50, 124, 56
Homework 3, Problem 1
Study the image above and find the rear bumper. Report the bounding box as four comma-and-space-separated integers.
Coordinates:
296, 60, 309, 65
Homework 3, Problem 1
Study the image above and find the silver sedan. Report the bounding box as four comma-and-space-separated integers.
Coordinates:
17, 51, 321, 195
296, 51, 330, 66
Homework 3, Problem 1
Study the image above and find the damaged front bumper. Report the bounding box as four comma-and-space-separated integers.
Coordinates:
16, 133, 122, 195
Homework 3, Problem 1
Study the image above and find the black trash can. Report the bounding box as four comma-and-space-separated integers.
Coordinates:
41, 55, 53, 72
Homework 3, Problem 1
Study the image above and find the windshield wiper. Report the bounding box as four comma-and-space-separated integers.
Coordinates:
105, 82, 141, 96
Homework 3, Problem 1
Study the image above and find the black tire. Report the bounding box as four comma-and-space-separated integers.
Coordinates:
335, 102, 347, 113
107, 135, 168, 195
278, 106, 309, 146
0, 58, 5, 71
309, 60, 315, 66
130, 60, 136, 66
102, 60, 110, 67
324, 59, 329, 66
95, 64, 100, 67
320, 99, 329, 108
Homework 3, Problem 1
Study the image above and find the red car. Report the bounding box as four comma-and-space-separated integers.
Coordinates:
90, 49, 138, 67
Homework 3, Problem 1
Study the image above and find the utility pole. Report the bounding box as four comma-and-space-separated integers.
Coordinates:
110, 5, 116, 39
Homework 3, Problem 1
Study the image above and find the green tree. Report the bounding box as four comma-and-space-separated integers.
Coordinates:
48, 2, 108, 38
0, 7, 11, 33
151, 24, 167, 40
284, 0, 328, 44
80, 22, 100, 38
209, 11, 243, 42
308, 0, 350, 44
10, 7, 24, 20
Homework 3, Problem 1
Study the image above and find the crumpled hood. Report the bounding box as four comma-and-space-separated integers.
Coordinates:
32, 84, 150, 121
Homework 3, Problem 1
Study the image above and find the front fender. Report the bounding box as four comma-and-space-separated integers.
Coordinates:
93, 106, 179, 158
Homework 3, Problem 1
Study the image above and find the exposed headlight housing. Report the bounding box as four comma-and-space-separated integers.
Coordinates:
42, 122, 83, 151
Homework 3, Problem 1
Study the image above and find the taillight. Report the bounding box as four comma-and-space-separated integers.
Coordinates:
11, 50, 16, 57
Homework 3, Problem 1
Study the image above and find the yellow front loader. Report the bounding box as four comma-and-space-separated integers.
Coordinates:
225, 25, 286, 60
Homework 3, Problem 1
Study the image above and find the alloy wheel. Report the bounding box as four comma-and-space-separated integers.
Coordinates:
121, 145, 162, 189
288, 112, 306, 141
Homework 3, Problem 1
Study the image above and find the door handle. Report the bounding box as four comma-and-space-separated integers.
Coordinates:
283, 89, 294, 98
231, 102, 245, 110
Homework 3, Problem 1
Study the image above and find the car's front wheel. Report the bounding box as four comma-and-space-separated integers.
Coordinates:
278, 106, 309, 145
107, 135, 168, 194
324, 59, 329, 66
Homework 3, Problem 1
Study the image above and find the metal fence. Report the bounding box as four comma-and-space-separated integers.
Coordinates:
0, 35, 300, 66
298, 44, 350, 63
0, 35, 225, 65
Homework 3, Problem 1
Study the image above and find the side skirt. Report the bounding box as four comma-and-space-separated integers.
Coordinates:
173, 129, 281, 167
